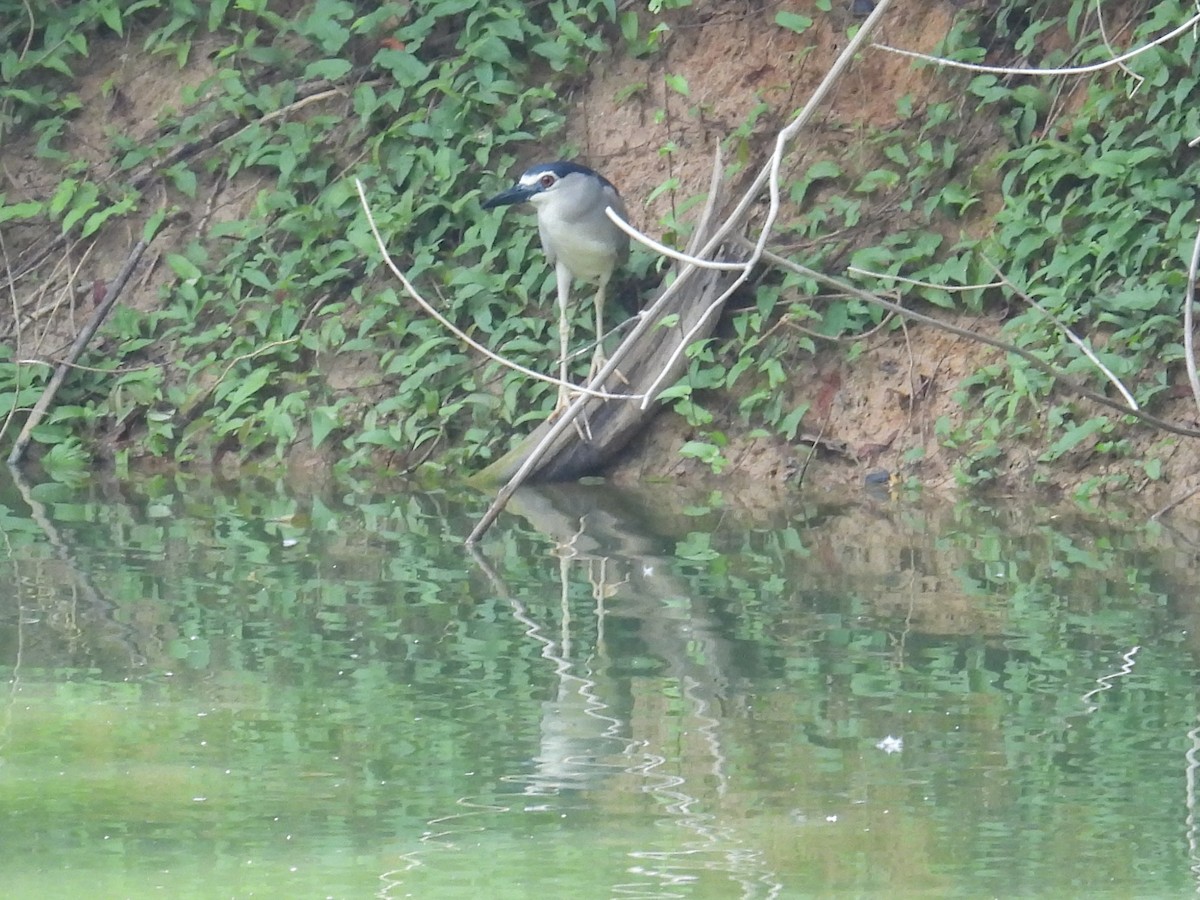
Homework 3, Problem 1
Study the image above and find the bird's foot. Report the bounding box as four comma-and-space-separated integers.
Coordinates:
548, 385, 594, 442
551, 385, 574, 418
588, 350, 630, 388
587, 350, 607, 382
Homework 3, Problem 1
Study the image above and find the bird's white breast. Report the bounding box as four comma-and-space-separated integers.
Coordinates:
538, 206, 622, 281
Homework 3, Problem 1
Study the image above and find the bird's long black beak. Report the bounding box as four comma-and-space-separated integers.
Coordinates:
482, 183, 534, 209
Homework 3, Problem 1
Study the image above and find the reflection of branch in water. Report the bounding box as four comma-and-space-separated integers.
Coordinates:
503, 571, 634, 797
1186, 719, 1200, 892
683, 673, 729, 800
474, 538, 635, 795
502, 485, 786, 896
382, 547, 642, 893
551, 513, 629, 619
887, 567, 919, 670
1080, 645, 1140, 712
468, 488, 790, 895
7, 467, 147, 669
0, 600, 28, 760
621, 746, 783, 900
377, 794, 512, 896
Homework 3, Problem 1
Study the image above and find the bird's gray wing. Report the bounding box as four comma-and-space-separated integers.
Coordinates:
603, 184, 631, 265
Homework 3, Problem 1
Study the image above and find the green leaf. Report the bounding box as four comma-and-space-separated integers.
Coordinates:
207, 0, 231, 31
98, 2, 124, 35
81, 194, 136, 238
48, 179, 78, 218
778, 403, 809, 441
311, 407, 340, 449
60, 182, 100, 234
304, 58, 353, 81
220, 365, 272, 411
142, 207, 168, 242
1041, 418, 1107, 461
168, 165, 198, 199
166, 253, 203, 282
664, 73, 689, 96
774, 11, 814, 34
0, 200, 44, 223
373, 48, 430, 87
675, 530, 721, 561
620, 10, 639, 43
531, 40, 570, 69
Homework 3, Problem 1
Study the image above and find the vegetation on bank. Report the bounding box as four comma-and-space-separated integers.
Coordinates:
1, 0, 1198, 497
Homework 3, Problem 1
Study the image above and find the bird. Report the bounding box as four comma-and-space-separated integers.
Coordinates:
482, 161, 630, 412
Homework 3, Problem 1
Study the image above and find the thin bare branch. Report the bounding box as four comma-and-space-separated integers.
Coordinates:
1184, 221, 1200, 417
0, 220, 21, 445
1094, 0, 1144, 94
848, 266, 1004, 293
874, 12, 1200, 77
983, 259, 1140, 411
7, 237, 151, 466
606, 211, 748, 272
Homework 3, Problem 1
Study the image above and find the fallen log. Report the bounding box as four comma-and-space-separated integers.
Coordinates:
470, 247, 745, 485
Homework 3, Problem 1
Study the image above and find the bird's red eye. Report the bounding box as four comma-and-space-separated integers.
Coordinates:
540, 174, 556, 188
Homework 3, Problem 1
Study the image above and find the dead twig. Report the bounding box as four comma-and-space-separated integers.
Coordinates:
1150, 480, 1200, 521
983, 257, 1140, 411
7, 237, 150, 466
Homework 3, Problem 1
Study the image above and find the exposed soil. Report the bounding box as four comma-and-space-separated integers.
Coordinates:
558, 0, 1200, 510
4, 1, 1200, 515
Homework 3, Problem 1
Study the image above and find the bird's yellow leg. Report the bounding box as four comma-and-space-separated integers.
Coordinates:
588, 278, 608, 381
555, 263, 574, 413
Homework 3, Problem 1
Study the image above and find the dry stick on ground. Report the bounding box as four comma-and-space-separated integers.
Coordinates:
7, 237, 150, 466
1150, 479, 1200, 520
0, 224, 21, 443
3, 237, 96, 343
794, 406, 831, 489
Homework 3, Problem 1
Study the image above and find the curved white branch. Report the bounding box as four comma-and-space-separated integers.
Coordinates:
874, 12, 1200, 77
1095, 0, 1144, 94
606, 208, 749, 272
848, 266, 1005, 293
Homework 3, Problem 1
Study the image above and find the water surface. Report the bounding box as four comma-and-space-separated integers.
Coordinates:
2, 472, 1199, 897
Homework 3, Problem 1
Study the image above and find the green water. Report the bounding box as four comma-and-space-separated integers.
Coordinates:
2, 473, 1199, 898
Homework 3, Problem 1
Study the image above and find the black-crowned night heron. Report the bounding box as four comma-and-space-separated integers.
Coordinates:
482, 161, 630, 411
